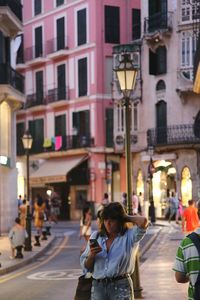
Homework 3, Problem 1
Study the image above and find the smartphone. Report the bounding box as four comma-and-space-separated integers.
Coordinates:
89, 239, 100, 248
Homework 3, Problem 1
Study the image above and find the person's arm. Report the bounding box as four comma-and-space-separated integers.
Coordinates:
175, 271, 189, 283
125, 214, 148, 229
182, 215, 186, 232
84, 244, 102, 270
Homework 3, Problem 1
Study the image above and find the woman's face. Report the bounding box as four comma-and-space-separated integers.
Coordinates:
104, 219, 119, 235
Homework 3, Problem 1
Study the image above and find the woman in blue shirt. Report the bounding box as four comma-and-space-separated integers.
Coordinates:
80, 202, 148, 300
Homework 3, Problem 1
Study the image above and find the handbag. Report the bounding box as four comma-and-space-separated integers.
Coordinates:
74, 232, 99, 300
74, 274, 93, 300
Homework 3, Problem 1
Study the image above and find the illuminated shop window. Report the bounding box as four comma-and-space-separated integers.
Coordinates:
136, 169, 144, 196
0, 102, 10, 158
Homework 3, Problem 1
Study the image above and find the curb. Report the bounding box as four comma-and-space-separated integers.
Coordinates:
0, 235, 56, 276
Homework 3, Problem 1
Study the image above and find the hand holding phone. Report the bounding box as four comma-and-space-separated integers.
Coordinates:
89, 239, 100, 248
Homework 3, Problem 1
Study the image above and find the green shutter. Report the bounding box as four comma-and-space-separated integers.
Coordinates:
106, 108, 113, 147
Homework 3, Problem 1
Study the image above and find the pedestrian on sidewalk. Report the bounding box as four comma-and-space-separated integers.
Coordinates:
173, 200, 200, 300
8, 217, 28, 259
182, 199, 199, 234
34, 194, 46, 237
80, 202, 148, 300
19, 199, 27, 228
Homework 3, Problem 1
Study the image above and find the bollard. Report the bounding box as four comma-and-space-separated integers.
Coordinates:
15, 246, 24, 258
34, 235, 41, 246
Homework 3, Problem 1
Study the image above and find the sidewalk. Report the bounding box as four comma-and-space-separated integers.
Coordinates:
0, 230, 55, 276
138, 221, 188, 299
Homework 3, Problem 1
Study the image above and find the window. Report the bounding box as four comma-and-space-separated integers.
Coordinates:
34, 0, 41, 16
156, 80, 166, 91
57, 64, 66, 100
78, 57, 87, 97
72, 110, 90, 147
132, 9, 141, 40
57, 17, 65, 50
35, 71, 43, 104
181, 31, 196, 80
55, 115, 66, 136
105, 5, 120, 44
29, 119, 44, 153
149, 46, 167, 75
106, 108, 113, 147
77, 8, 87, 46
35, 26, 43, 58
56, 0, 64, 7
0, 102, 10, 157
115, 103, 138, 133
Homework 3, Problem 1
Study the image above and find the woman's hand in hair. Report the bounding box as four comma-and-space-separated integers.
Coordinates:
125, 214, 149, 229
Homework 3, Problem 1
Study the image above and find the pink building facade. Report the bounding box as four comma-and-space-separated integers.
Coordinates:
16, 0, 140, 219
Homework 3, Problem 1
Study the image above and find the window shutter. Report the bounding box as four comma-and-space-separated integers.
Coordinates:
105, 6, 120, 44
56, 0, 64, 7
157, 46, 167, 74
55, 115, 66, 136
78, 57, 87, 97
149, 50, 157, 75
36, 71, 43, 104
17, 122, 25, 155
35, 26, 43, 58
57, 17, 65, 50
77, 9, 86, 46
34, 0, 41, 16
106, 109, 113, 147
132, 9, 141, 40
57, 64, 66, 100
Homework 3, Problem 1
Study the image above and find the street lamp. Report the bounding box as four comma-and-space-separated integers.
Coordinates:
114, 53, 142, 298
148, 146, 156, 223
114, 53, 137, 215
22, 130, 33, 251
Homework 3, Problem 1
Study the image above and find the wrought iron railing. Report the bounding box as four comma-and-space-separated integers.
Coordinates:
0, 0, 22, 21
144, 12, 173, 34
147, 124, 200, 147
0, 63, 24, 93
25, 86, 69, 108
46, 36, 68, 54
17, 135, 95, 156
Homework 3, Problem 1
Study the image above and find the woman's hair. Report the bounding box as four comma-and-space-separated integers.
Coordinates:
37, 194, 44, 207
99, 202, 128, 236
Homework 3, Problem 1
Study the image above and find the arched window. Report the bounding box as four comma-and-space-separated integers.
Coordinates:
156, 80, 166, 91
181, 167, 192, 206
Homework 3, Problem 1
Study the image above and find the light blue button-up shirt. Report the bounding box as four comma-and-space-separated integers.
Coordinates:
80, 226, 147, 279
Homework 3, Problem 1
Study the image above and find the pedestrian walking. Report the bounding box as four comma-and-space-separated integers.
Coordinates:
8, 217, 28, 259
173, 200, 200, 300
168, 192, 179, 223
80, 202, 148, 300
19, 199, 27, 228
132, 191, 139, 214
175, 198, 183, 224
34, 194, 46, 245
182, 199, 199, 234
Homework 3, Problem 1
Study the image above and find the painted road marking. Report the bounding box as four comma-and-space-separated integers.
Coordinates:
27, 269, 82, 280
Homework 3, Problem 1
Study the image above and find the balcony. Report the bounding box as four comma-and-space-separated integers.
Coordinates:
144, 12, 173, 46
0, 0, 22, 35
24, 45, 49, 66
147, 124, 200, 148
46, 87, 69, 104
17, 135, 95, 156
0, 63, 24, 93
24, 86, 69, 109
46, 36, 69, 60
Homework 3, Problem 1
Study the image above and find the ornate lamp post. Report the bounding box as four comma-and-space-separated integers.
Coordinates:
114, 53, 142, 298
22, 130, 33, 251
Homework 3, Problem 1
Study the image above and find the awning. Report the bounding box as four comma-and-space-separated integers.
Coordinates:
30, 155, 87, 185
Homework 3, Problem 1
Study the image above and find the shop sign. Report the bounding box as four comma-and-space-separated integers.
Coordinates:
0, 155, 10, 167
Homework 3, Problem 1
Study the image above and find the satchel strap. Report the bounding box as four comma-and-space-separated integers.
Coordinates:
187, 232, 200, 284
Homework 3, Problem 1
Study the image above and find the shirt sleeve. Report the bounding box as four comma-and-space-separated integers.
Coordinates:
128, 225, 147, 245
173, 242, 186, 274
